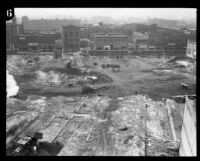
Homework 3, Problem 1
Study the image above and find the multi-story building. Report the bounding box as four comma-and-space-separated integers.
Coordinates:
80, 24, 132, 40
186, 40, 196, 59
132, 32, 149, 50
18, 33, 56, 52
91, 33, 128, 50
148, 29, 187, 50
22, 16, 81, 32
184, 29, 196, 42
61, 25, 80, 52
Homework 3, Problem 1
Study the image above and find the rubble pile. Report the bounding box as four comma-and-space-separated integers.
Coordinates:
154, 56, 196, 77
6, 55, 28, 75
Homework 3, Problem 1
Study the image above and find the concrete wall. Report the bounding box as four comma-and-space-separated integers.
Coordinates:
179, 96, 196, 156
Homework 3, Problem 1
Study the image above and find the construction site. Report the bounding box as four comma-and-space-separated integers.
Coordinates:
6, 52, 196, 156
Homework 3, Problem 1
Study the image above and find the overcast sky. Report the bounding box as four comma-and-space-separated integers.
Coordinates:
15, 8, 196, 20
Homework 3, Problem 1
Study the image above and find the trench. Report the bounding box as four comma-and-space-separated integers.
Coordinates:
98, 99, 120, 155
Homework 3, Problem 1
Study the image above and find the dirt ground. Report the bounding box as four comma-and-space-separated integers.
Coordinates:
6, 54, 195, 156
83, 56, 195, 100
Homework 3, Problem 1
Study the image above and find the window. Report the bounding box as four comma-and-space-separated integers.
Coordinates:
69, 32, 73, 37
75, 32, 79, 37
69, 39, 73, 43
65, 33, 68, 39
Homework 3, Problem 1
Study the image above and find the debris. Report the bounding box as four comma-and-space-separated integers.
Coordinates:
119, 127, 128, 131
180, 83, 190, 90
6, 53, 195, 156
85, 76, 97, 81
27, 60, 34, 65
155, 152, 169, 156
14, 146, 23, 153
166, 145, 179, 152
17, 137, 31, 145
123, 135, 134, 144
176, 61, 191, 67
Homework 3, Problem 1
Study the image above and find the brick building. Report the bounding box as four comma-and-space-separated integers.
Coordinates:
148, 29, 187, 50
18, 33, 56, 51
62, 26, 80, 52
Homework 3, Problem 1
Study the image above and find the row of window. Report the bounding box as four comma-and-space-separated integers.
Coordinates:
65, 39, 79, 43
65, 32, 79, 37
96, 39, 128, 44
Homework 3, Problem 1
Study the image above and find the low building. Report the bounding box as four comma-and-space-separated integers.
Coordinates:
80, 38, 90, 48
